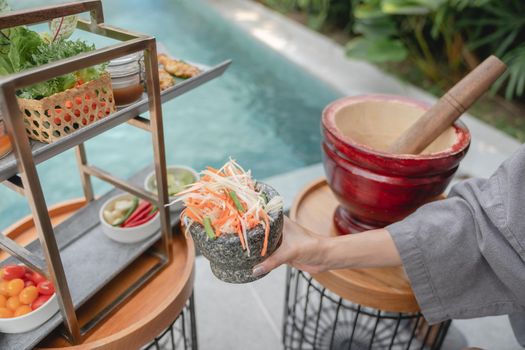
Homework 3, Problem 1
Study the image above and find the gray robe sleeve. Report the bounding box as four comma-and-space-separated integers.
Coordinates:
387, 145, 525, 326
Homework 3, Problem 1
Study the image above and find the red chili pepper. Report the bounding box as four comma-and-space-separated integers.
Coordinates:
124, 209, 158, 228
122, 201, 152, 227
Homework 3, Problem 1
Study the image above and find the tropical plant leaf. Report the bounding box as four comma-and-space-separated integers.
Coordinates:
48, 15, 78, 42
381, 0, 431, 15
354, 17, 397, 38
451, 0, 490, 10
354, 1, 387, 19
346, 37, 408, 62
491, 45, 525, 99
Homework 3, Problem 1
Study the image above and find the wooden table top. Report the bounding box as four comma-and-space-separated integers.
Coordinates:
290, 178, 420, 313
1, 199, 195, 349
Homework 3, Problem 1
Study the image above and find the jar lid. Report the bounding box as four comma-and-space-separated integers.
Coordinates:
107, 52, 143, 78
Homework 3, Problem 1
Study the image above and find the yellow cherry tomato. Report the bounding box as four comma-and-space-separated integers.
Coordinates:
0, 294, 6, 308
19, 286, 38, 305
0, 307, 13, 318
14, 305, 32, 317
6, 296, 20, 311
0, 281, 9, 297
6, 278, 24, 297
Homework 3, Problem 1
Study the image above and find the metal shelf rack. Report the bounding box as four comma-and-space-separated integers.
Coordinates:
0, 1, 231, 348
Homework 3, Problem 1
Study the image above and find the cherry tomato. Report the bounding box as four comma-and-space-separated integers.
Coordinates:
0, 295, 6, 308
26, 271, 46, 285
2, 265, 25, 280
19, 286, 38, 305
14, 305, 32, 317
0, 281, 8, 297
37, 281, 55, 295
24, 280, 35, 288
0, 307, 13, 318
6, 279, 24, 297
6, 296, 20, 310
31, 294, 51, 310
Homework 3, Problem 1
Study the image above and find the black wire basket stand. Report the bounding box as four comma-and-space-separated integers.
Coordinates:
283, 268, 451, 350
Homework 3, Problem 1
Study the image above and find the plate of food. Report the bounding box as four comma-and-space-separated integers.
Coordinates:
170, 159, 284, 283
156, 45, 202, 92
144, 165, 199, 211
99, 194, 160, 244
0, 265, 59, 333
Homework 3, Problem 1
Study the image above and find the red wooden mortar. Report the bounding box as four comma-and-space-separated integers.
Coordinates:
321, 94, 471, 235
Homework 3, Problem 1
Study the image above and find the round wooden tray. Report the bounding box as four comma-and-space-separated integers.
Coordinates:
290, 178, 419, 313
1, 199, 195, 349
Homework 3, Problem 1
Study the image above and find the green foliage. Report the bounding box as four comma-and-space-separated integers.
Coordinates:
16, 39, 104, 100
346, 37, 407, 62
0, 27, 43, 75
261, 0, 525, 100
0, 2, 103, 99
0, 27, 104, 99
47, 15, 79, 43
259, 0, 352, 31
492, 45, 525, 100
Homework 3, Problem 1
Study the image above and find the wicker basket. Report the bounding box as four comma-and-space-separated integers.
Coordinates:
17, 73, 116, 143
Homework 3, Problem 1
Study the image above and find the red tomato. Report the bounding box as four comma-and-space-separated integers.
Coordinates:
2, 265, 25, 280
31, 294, 51, 310
37, 281, 55, 295
25, 272, 46, 285
24, 280, 35, 288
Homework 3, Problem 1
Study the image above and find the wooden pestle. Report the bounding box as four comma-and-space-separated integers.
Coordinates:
388, 55, 507, 154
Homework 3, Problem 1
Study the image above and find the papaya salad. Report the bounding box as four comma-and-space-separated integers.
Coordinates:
171, 160, 283, 257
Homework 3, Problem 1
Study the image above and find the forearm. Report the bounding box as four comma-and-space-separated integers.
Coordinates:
319, 228, 402, 269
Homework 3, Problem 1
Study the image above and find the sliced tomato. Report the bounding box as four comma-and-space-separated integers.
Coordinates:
31, 294, 52, 310
2, 265, 26, 280
26, 271, 47, 285
37, 281, 55, 295
24, 280, 35, 288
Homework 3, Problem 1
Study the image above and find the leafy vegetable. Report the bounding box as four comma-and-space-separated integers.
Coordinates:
0, 2, 105, 100
0, 27, 43, 75
15, 39, 106, 99
48, 15, 78, 43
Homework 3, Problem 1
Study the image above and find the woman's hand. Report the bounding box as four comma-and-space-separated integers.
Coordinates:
252, 216, 402, 277
252, 216, 331, 277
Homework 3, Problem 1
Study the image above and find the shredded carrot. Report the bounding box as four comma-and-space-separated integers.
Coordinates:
174, 159, 283, 256
260, 210, 270, 256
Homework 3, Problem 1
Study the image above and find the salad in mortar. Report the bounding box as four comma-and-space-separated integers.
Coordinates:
172, 159, 283, 257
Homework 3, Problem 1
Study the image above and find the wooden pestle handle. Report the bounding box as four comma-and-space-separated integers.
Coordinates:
388, 55, 507, 154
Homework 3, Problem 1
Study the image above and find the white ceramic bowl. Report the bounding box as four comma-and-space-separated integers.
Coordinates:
0, 292, 58, 333
143, 165, 199, 211
99, 194, 160, 244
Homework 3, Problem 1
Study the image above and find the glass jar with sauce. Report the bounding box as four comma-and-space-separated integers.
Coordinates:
0, 116, 13, 159
107, 52, 144, 107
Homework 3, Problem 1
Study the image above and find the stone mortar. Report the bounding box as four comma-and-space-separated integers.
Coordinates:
188, 182, 284, 283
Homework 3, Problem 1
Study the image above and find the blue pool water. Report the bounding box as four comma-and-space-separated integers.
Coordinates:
0, 0, 340, 230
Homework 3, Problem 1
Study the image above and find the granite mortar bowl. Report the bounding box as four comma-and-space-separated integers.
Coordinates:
187, 182, 283, 283
322, 94, 471, 235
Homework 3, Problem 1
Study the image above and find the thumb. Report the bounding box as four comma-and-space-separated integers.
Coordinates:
252, 246, 290, 277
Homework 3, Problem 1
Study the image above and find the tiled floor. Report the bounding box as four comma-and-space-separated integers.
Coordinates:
193, 0, 524, 348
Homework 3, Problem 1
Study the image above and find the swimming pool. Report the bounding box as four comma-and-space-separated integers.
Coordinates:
0, 0, 340, 230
